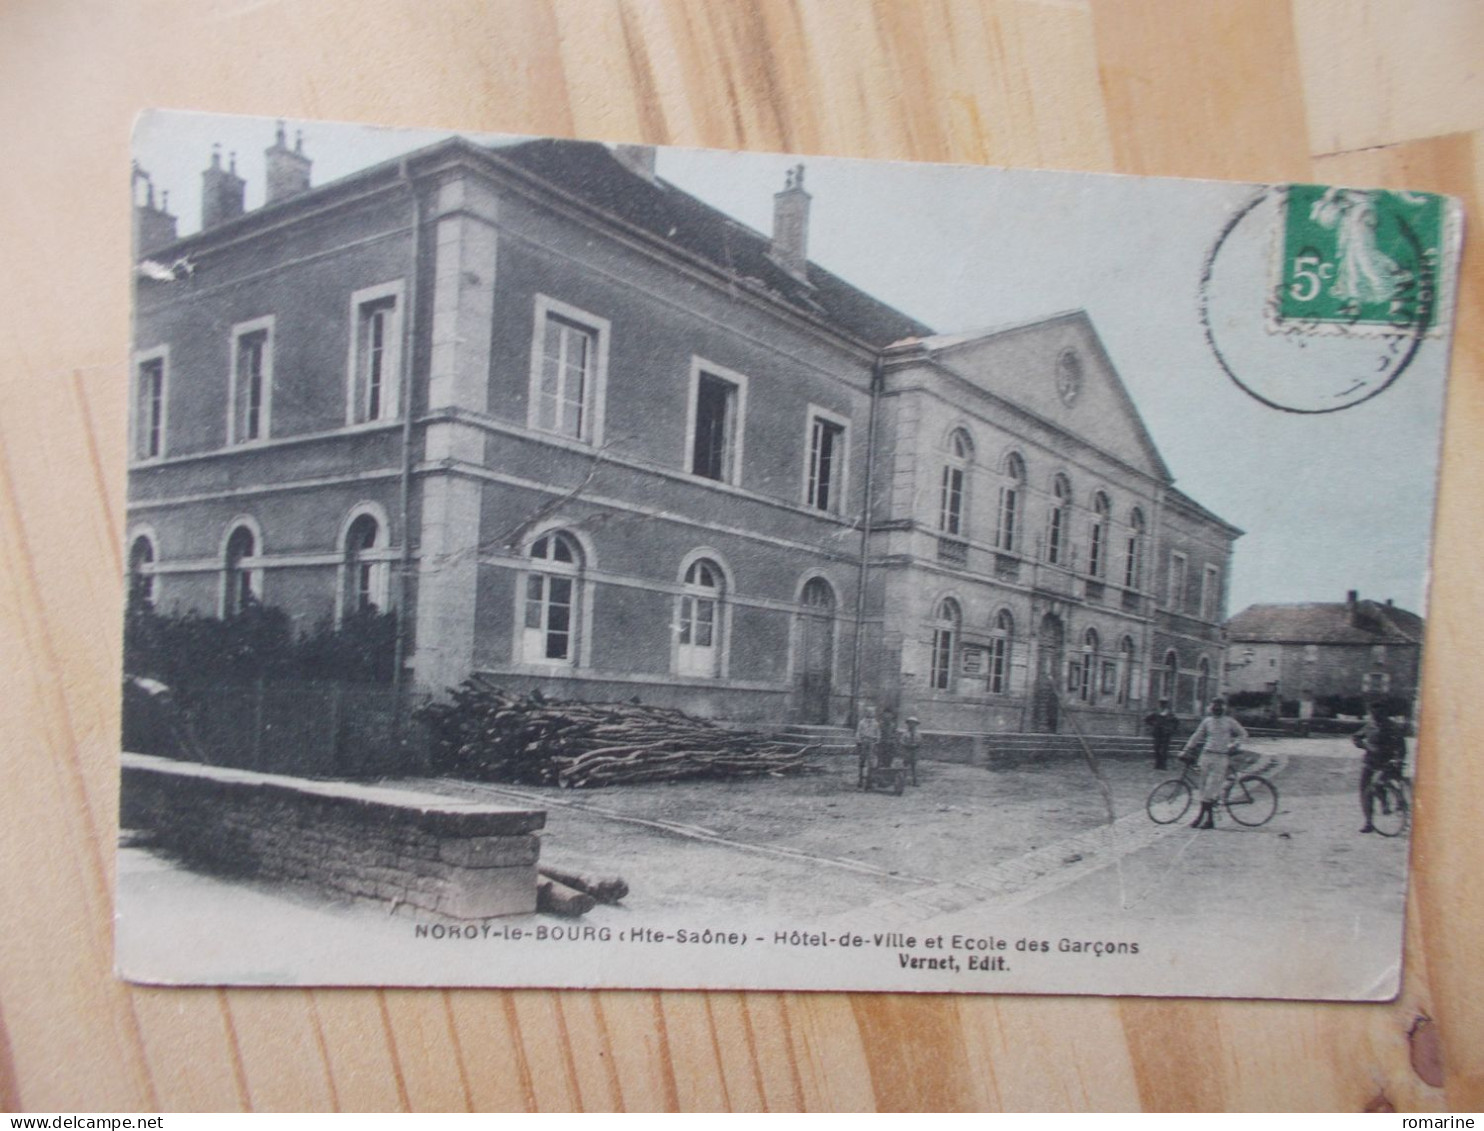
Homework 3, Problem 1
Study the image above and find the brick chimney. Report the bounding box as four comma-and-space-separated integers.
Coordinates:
264, 120, 312, 205
132, 162, 178, 255
769, 164, 811, 283
201, 144, 246, 230
612, 144, 656, 183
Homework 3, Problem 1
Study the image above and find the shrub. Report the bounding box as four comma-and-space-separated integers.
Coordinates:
124, 591, 398, 695
1226, 690, 1275, 711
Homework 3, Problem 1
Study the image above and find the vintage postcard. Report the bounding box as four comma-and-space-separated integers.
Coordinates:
117, 110, 1461, 998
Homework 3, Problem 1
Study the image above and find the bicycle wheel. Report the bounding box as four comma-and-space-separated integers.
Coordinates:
1224, 775, 1278, 827
1370, 780, 1409, 838
1147, 779, 1192, 824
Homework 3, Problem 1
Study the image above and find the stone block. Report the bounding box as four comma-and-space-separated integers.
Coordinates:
437, 834, 541, 869
432, 864, 539, 919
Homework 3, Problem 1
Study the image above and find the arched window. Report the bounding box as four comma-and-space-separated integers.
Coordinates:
930, 598, 961, 691
1088, 492, 1111, 577
1196, 656, 1212, 710
801, 576, 835, 611
1118, 635, 1137, 705
939, 429, 973, 537
1046, 474, 1072, 565
129, 535, 157, 607
996, 453, 1025, 552
989, 609, 1014, 694
223, 524, 261, 617
677, 557, 726, 678
523, 530, 582, 665
1076, 627, 1100, 702
342, 513, 384, 618
1124, 507, 1146, 590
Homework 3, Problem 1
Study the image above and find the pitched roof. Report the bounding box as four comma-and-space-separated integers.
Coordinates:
884, 310, 1183, 490
1227, 600, 1423, 645
491, 139, 933, 349
1164, 486, 1245, 537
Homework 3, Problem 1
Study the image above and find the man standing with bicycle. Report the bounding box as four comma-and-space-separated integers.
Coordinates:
1179, 697, 1249, 829
1356, 701, 1405, 834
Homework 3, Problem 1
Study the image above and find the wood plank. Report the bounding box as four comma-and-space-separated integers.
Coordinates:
1094, 0, 1313, 182
307, 990, 410, 1113
1295, 0, 1484, 156
1315, 132, 1484, 1114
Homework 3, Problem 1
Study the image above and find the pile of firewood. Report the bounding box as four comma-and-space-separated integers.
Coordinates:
417, 677, 815, 788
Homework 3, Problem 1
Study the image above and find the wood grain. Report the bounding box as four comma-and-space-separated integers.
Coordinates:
0, 0, 1480, 1111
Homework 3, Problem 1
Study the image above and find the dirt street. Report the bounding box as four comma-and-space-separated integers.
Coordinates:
405, 735, 1410, 947
117, 735, 1412, 993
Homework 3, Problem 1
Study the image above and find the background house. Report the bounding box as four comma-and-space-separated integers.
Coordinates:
129, 124, 1239, 736
1225, 591, 1423, 716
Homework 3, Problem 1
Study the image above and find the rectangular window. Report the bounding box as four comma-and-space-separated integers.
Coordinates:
524, 574, 574, 662
1202, 565, 1221, 621
229, 316, 274, 444
355, 561, 375, 611
1047, 506, 1065, 564
539, 316, 594, 437
238, 334, 266, 440
931, 629, 954, 691
805, 410, 848, 512
348, 282, 404, 424
692, 374, 734, 479
527, 296, 610, 445
940, 466, 964, 535
680, 594, 715, 647
1124, 534, 1143, 589
988, 637, 1008, 694
996, 486, 1018, 551
134, 352, 166, 460
1372, 644, 1388, 665
363, 302, 390, 419
1168, 551, 1187, 611
686, 359, 747, 484
676, 593, 718, 677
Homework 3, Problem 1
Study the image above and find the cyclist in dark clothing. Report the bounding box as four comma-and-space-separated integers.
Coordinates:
1355, 702, 1405, 834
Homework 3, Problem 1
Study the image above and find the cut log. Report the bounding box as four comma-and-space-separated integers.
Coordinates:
539, 866, 629, 904
536, 876, 597, 918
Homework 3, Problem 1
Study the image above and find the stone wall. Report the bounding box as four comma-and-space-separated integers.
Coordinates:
121, 753, 544, 919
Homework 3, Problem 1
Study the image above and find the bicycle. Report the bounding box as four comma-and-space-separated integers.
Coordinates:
1362, 761, 1411, 838
1146, 752, 1278, 828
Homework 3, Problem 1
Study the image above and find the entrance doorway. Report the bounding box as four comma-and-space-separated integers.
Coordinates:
1032, 612, 1065, 732
797, 578, 836, 724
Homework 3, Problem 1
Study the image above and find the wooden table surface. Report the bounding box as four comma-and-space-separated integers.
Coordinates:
1, 0, 1481, 1112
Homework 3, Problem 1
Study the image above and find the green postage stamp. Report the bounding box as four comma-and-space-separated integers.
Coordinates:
1273, 184, 1450, 337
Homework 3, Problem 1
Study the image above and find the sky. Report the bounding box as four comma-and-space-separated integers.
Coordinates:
133, 111, 1455, 616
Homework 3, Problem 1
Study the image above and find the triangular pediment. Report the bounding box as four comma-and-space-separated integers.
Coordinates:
899, 311, 1171, 483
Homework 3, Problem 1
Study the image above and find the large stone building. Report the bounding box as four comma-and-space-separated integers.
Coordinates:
129, 126, 1239, 734
1225, 592, 1423, 714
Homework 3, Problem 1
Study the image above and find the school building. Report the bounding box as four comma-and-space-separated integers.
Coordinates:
129, 125, 1238, 734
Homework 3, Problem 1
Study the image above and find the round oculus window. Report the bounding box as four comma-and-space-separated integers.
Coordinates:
1056, 349, 1083, 407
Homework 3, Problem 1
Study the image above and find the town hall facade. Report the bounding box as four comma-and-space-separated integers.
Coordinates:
129, 126, 1238, 734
